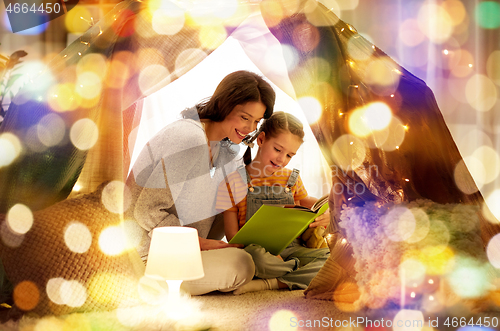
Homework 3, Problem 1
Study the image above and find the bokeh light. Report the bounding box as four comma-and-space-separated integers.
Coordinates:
454, 158, 480, 194
122, 219, 143, 249
175, 48, 207, 78
151, 3, 185, 35
0, 221, 25, 248
487, 234, 500, 268
88, 273, 121, 304
305, 0, 340, 26
449, 49, 474, 78
465, 74, 497, 112
46, 277, 66, 305
334, 0, 359, 11
417, 3, 454, 44
364, 57, 401, 96
6, 204, 33, 235
447, 257, 491, 298
291, 23, 320, 52
64, 6, 92, 33
260, 1, 285, 28
211, 0, 239, 19
458, 129, 493, 156
76, 53, 107, 79
381, 206, 416, 242
75, 71, 102, 100
484, 190, 500, 222
198, 25, 227, 50
37, 113, 66, 147
442, 0, 467, 27
64, 222, 92, 254
138, 64, 171, 96
274, 44, 299, 72
60, 279, 87, 307
349, 102, 392, 138
47, 83, 82, 112
269, 310, 298, 331
347, 35, 374, 61
399, 259, 427, 287
0, 132, 22, 167
406, 208, 431, 244
101, 180, 130, 214
26, 124, 49, 153
297, 96, 322, 124
475, 1, 500, 29
106, 58, 130, 89
99, 225, 128, 256
13, 280, 40, 311
379, 116, 406, 151
331, 134, 367, 171
399, 19, 426, 47
487, 50, 500, 85
471, 146, 500, 184
419, 246, 455, 275
70, 118, 99, 151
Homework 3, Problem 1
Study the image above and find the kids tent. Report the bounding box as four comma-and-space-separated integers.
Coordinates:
0, 0, 498, 316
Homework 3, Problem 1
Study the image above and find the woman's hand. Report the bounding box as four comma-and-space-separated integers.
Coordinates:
199, 237, 243, 251
308, 208, 330, 229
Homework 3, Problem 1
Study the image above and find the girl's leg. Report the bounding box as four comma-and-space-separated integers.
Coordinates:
243, 244, 297, 279
278, 241, 330, 290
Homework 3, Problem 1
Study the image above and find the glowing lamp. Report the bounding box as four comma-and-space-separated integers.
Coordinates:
145, 227, 204, 297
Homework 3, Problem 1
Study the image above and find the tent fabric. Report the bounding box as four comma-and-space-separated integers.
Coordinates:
0, 0, 498, 313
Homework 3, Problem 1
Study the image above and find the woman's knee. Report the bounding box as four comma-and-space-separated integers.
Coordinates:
223, 248, 255, 284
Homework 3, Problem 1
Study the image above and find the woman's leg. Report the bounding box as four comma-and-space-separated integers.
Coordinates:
181, 247, 255, 295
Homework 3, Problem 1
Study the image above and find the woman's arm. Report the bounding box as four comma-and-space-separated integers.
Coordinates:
223, 210, 240, 242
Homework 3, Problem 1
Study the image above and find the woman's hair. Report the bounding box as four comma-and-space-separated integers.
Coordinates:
243, 111, 305, 165
181, 70, 275, 121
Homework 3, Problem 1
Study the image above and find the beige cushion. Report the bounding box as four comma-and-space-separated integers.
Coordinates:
0, 183, 144, 316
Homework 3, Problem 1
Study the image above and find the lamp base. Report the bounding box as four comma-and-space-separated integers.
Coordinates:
166, 279, 183, 300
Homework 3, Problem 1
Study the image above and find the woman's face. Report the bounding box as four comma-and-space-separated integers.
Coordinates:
222, 101, 266, 144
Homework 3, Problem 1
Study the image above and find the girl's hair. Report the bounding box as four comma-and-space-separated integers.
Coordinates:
181, 70, 275, 121
243, 111, 305, 165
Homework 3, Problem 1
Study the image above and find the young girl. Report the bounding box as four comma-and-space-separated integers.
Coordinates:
216, 111, 330, 295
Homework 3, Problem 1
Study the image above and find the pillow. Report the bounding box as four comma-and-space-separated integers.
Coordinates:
338, 199, 495, 313
0, 182, 145, 316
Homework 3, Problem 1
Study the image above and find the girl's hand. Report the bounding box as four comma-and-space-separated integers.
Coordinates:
199, 237, 243, 251
308, 208, 330, 229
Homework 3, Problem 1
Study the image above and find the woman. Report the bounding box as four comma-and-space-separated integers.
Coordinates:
125, 70, 276, 295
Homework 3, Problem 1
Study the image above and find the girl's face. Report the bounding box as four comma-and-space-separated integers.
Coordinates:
253, 131, 302, 176
221, 101, 266, 144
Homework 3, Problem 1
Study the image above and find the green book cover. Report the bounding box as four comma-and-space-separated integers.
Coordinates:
228, 196, 329, 255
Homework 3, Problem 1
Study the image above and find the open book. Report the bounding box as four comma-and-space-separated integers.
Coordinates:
228, 194, 329, 255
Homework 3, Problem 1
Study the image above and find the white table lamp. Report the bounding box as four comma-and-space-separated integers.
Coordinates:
145, 227, 204, 298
